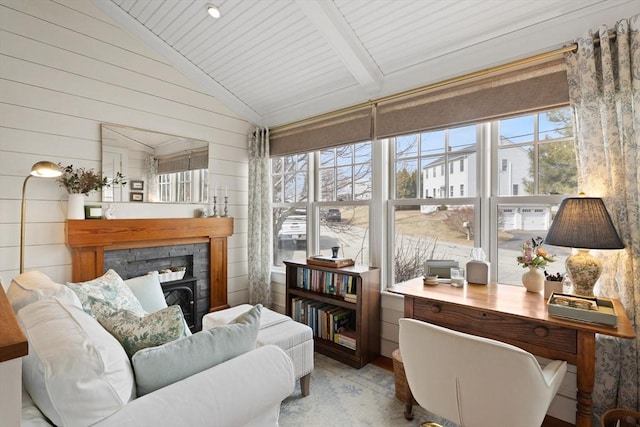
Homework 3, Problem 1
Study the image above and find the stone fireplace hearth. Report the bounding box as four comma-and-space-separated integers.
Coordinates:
104, 243, 209, 330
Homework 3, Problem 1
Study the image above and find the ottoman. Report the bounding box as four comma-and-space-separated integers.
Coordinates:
202, 304, 314, 396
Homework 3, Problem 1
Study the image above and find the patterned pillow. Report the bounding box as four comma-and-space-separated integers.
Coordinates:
65, 269, 145, 317
92, 300, 187, 358
132, 304, 262, 395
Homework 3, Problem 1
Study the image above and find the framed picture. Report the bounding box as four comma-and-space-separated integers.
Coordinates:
130, 180, 144, 191
130, 192, 143, 202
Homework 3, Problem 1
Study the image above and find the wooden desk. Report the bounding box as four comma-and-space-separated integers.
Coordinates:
388, 278, 635, 427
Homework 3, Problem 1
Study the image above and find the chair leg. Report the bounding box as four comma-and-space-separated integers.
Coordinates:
404, 400, 414, 420
300, 373, 311, 397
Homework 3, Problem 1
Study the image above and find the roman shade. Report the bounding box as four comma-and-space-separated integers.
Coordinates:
156, 149, 208, 174
376, 61, 569, 138
270, 107, 373, 156
270, 59, 569, 155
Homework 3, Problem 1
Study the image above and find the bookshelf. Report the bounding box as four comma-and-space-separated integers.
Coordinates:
284, 259, 380, 368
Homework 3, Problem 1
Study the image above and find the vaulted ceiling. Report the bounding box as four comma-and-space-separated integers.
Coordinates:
91, 0, 637, 127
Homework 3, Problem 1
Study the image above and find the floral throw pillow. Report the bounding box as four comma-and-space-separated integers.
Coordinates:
65, 269, 145, 317
91, 300, 187, 358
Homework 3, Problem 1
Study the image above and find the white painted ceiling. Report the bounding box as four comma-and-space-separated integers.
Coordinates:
92, 0, 638, 127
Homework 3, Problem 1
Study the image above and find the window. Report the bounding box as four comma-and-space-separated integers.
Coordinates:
272, 143, 372, 267
271, 107, 576, 289
389, 108, 575, 285
157, 169, 208, 203
272, 154, 309, 266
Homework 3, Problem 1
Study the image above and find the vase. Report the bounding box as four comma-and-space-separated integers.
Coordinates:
522, 267, 544, 292
67, 193, 85, 220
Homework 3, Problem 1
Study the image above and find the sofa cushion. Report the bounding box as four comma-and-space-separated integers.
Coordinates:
132, 304, 262, 396
92, 300, 187, 358
7, 270, 81, 313
18, 297, 135, 427
65, 269, 145, 316
124, 272, 167, 314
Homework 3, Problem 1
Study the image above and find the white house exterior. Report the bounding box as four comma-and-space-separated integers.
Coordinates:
421, 139, 551, 230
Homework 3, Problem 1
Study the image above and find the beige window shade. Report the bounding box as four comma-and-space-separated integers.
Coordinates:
270, 59, 569, 156
270, 107, 373, 156
376, 60, 569, 138
157, 150, 208, 174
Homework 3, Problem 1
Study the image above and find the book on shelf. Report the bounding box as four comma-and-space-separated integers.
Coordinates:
343, 293, 357, 303
306, 255, 355, 268
334, 328, 357, 350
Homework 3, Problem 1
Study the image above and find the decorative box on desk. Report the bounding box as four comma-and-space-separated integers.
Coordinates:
284, 259, 380, 368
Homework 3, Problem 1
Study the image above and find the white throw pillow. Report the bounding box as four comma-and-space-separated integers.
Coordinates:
7, 270, 81, 313
132, 304, 262, 396
19, 298, 135, 427
65, 269, 145, 316
124, 272, 168, 313
92, 300, 187, 358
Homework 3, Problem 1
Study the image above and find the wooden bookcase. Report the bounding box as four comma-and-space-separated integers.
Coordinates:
284, 260, 380, 368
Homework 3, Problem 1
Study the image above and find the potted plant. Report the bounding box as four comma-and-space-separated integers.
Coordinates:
544, 271, 565, 299
57, 164, 125, 219
516, 236, 555, 293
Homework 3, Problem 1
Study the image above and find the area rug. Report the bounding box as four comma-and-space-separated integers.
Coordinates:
279, 353, 457, 427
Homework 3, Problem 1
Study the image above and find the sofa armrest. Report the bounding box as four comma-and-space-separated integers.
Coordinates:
94, 345, 295, 427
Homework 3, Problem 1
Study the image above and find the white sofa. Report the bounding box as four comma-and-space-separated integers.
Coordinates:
7, 271, 295, 427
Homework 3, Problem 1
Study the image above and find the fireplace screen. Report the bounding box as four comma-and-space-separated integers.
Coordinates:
161, 277, 197, 332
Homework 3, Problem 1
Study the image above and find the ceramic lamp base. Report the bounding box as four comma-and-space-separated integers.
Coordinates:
566, 249, 601, 296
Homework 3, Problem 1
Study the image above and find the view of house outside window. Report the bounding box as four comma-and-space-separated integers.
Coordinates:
272, 107, 577, 288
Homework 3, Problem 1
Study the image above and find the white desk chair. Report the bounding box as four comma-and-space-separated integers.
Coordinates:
399, 318, 567, 427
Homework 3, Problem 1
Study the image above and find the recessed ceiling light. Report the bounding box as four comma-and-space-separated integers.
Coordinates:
207, 4, 221, 19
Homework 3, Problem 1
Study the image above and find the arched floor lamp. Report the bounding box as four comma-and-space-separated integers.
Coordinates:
20, 161, 61, 273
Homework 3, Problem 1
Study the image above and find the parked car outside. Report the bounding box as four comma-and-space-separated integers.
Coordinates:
326, 208, 341, 222
278, 213, 307, 246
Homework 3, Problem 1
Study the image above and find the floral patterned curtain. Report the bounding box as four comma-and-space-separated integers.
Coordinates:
248, 128, 273, 305
565, 14, 639, 416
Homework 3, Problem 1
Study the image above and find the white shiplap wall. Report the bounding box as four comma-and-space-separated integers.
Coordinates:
0, 0, 253, 307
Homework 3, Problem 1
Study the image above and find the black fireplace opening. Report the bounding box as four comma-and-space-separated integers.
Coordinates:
104, 243, 209, 332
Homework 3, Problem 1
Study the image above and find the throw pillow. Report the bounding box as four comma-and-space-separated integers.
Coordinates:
124, 272, 167, 313
92, 300, 187, 358
18, 297, 135, 427
65, 269, 145, 317
132, 304, 262, 396
8, 270, 82, 313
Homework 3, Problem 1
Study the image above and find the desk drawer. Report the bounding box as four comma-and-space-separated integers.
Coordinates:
412, 299, 577, 355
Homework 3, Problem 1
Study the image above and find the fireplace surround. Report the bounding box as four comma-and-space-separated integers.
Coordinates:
65, 218, 233, 313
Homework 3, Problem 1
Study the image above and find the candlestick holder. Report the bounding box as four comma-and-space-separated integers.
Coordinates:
210, 195, 219, 217
221, 196, 228, 217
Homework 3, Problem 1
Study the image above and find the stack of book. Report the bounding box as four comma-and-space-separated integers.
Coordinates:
306, 255, 355, 268
291, 297, 357, 349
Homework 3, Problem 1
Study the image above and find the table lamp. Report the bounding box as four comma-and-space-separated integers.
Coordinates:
543, 196, 624, 296
21, 161, 62, 273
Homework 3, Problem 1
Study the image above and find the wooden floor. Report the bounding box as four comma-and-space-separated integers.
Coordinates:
372, 355, 575, 427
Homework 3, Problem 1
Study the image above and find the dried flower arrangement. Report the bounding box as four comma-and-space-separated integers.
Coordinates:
57, 164, 126, 195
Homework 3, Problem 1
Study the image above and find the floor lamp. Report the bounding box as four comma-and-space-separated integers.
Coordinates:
20, 161, 61, 274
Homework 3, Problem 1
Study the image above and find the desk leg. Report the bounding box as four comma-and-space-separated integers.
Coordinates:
576, 331, 596, 427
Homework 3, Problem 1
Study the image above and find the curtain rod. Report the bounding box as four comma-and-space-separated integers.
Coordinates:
271, 31, 614, 133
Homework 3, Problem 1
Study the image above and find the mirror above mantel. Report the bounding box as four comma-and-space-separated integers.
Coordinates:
101, 124, 209, 203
